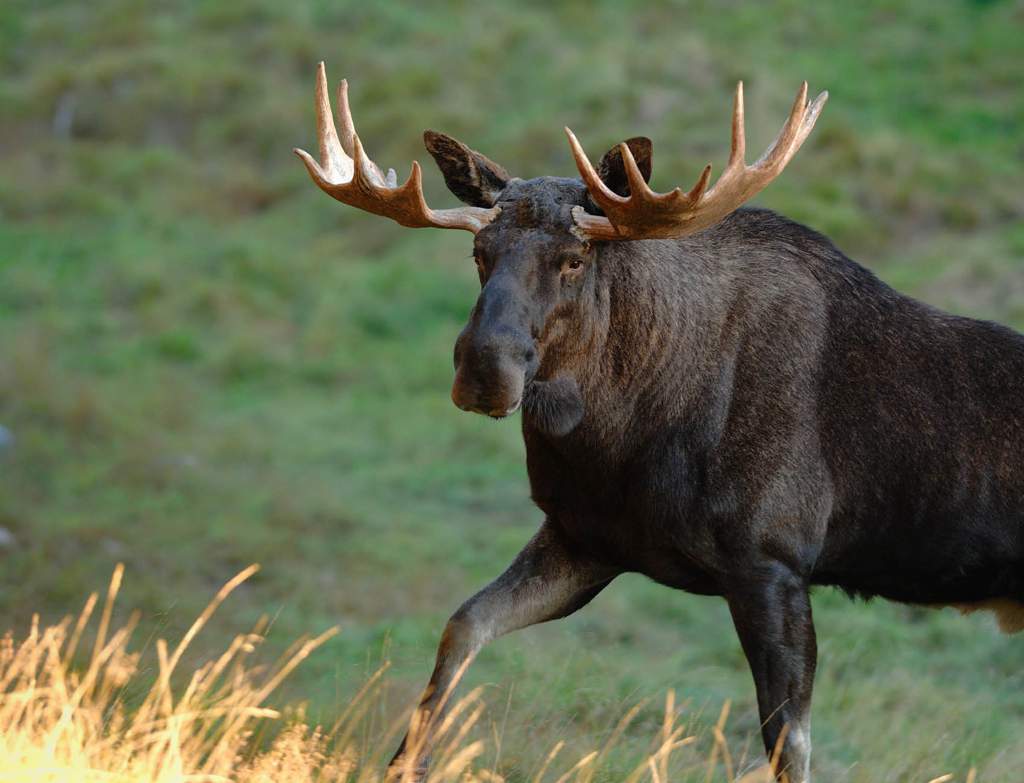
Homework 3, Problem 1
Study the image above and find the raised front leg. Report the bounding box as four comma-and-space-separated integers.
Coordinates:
388, 522, 617, 781
727, 565, 817, 783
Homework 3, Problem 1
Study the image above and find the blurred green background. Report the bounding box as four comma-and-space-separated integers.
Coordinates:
1, 1, 1023, 780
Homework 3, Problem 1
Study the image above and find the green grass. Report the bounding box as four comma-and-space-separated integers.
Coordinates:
1, 1, 1023, 780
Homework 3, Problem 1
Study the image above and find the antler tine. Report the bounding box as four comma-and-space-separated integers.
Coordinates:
755, 81, 809, 172
335, 77, 357, 157
727, 81, 745, 171
619, 142, 650, 201
295, 63, 500, 234
293, 144, 330, 189
351, 132, 385, 189
565, 127, 628, 209
314, 62, 350, 183
757, 84, 827, 175
685, 164, 713, 203
569, 81, 827, 241
797, 89, 829, 148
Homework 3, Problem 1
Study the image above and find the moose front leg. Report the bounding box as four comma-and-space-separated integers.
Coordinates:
727, 565, 817, 783
388, 522, 617, 781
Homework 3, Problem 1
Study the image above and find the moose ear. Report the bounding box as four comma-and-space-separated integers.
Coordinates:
596, 137, 653, 197
423, 131, 511, 208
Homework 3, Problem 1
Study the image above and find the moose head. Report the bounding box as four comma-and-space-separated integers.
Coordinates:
294, 63, 827, 438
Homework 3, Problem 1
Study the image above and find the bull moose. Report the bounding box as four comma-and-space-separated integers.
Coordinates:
294, 63, 1024, 782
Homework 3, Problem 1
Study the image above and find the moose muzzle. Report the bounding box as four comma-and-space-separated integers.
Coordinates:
451, 277, 539, 418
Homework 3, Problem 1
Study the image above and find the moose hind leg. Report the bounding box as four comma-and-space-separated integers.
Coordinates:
727, 564, 817, 783
388, 522, 617, 780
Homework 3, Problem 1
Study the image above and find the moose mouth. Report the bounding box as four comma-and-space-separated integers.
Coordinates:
467, 376, 586, 438
486, 391, 526, 420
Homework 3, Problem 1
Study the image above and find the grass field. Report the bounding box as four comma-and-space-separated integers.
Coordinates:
1, 1, 1023, 780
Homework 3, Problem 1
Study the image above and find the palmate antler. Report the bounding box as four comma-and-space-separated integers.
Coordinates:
293, 63, 500, 233
565, 82, 828, 241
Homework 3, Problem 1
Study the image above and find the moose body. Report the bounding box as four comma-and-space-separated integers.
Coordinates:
295, 64, 1023, 781
519, 202, 1024, 612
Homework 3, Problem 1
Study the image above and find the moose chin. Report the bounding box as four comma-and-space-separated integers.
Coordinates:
295, 62, 1024, 783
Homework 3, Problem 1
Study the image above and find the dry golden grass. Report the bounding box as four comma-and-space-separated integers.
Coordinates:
0, 566, 973, 783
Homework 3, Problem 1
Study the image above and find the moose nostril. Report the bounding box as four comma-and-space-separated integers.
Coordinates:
451, 385, 473, 411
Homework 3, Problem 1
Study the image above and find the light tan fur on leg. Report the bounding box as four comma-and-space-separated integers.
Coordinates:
952, 599, 1024, 634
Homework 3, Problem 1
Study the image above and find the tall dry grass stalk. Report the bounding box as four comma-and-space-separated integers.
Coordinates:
0, 563, 340, 782
0, 565, 968, 782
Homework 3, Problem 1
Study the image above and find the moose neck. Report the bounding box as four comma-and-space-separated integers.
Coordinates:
525, 234, 732, 465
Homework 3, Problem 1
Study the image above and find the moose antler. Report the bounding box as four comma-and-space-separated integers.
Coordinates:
294, 63, 500, 233
566, 82, 828, 241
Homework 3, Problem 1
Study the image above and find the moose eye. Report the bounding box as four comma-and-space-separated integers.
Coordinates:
564, 258, 583, 272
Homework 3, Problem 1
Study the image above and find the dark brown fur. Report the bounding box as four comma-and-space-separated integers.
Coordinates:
391, 136, 1024, 783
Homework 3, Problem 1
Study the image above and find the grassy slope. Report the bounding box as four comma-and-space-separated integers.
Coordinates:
1, 0, 1023, 779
